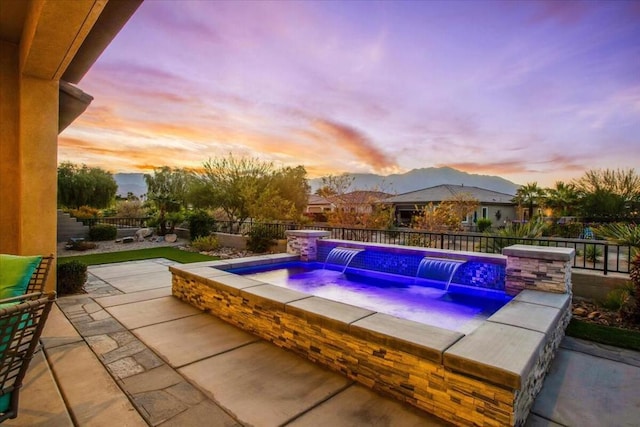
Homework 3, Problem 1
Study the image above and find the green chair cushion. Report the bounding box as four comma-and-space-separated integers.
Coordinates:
0, 255, 41, 300
0, 392, 10, 414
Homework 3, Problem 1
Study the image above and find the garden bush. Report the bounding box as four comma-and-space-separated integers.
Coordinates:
246, 223, 281, 253
57, 260, 87, 295
477, 218, 492, 232
89, 224, 117, 241
188, 210, 216, 240
191, 235, 220, 252
585, 244, 602, 263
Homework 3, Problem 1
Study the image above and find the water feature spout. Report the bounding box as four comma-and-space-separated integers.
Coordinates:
324, 247, 364, 273
416, 257, 466, 291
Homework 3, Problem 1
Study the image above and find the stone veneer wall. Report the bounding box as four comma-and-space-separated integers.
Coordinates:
285, 230, 330, 261
172, 271, 572, 425
503, 245, 575, 295
172, 271, 517, 426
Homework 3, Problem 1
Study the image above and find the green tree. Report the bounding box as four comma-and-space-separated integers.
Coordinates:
315, 174, 354, 197
513, 182, 546, 220
545, 181, 579, 217
191, 154, 309, 226
57, 162, 117, 209
573, 169, 640, 219
258, 165, 310, 221
144, 167, 192, 235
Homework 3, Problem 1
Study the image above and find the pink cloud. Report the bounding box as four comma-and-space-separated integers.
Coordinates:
311, 119, 396, 170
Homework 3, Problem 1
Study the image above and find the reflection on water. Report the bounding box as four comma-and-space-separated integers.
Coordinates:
241, 265, 509, 334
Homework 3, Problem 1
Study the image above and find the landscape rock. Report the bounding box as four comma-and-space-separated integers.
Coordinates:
572, 307, 588, 316
135, 227, 154, 241
164, 234, 178, 243
122, 236, 135, 244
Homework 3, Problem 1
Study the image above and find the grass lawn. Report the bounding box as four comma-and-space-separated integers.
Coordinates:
58, 247, 218, 265
566, 318, 640, 352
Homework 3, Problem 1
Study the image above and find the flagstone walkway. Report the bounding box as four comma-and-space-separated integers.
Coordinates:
6, 259, 640, 426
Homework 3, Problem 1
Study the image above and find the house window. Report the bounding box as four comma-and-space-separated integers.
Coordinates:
482, 207, 488, 219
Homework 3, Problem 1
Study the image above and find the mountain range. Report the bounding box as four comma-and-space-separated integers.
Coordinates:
114, 167, 520, 198
306, 167, 520, 195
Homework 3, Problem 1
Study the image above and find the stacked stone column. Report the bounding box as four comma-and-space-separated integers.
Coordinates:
503, 245, 575, 296
285, 230, 331, 261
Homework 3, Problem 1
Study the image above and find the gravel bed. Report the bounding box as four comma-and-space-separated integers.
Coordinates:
57, 238, 189, 255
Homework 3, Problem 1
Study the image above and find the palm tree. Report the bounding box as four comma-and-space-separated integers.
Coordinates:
545, 181, 579, 217
513, 182, 546, 221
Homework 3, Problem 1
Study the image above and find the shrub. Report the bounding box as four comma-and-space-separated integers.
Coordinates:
481, 219, 547, 254
89, 224, 117, 241
246, 223, 281, 253
188, 210, 216, 240
585, 244, 602, 263
69, 205, 102, 220
116, 199, 147, 218
477, 218, 492, 232
57, 260, 87, 295
191, 235, 220, 252
603, 282, 634, 310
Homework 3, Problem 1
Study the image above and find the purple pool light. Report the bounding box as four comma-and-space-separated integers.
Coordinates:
230, 261, 511, 334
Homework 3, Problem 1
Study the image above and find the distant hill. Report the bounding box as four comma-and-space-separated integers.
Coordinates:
115, 167, 520, 199
114, 173, 146, 198
308, 167, 520, 195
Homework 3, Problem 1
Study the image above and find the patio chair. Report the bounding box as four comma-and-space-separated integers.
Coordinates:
26, 255, 53, 294
0, 292, 56, 423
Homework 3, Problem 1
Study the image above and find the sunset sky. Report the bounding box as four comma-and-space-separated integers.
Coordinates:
59, 0, 640, 187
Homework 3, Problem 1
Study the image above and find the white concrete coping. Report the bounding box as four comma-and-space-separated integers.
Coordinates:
443, 322, 545, 389
502, 245, 575, 261
285, 230, 331, 238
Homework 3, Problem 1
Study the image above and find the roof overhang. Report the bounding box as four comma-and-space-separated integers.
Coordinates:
0, 0, 142, 133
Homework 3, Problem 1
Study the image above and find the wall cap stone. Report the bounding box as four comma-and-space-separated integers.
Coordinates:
502, 245, 575, 261
285, 230, 331, 238
444, 322, 545, 389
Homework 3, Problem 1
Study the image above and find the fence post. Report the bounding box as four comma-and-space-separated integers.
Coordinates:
440, 234, 444, 249
603, 244, 609, 275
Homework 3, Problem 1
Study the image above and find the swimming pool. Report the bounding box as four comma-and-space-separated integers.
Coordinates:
231, 261, 511, 334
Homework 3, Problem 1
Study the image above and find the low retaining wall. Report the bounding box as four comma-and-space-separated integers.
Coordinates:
171, 243, 573, 426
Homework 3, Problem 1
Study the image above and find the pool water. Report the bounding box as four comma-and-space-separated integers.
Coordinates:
230, 262, 511, 334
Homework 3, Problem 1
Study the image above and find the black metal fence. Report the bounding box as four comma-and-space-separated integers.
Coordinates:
212, 220, 632, 275
71, 217, 632, 275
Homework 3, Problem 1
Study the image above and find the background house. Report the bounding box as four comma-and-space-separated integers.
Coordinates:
382, 184, 516, 229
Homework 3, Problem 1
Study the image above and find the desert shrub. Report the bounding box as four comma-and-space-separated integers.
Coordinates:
188, 210, 216, 240
57, 260, 87, 295
603, 282, 635, 311
481, 219, 548, 254
116, 199, 147, 218
246, 223, 281, 253
405, 233, 438, 248
585, 244, 602, 263
191, 235, 220, 252
89, 224, 117, 241
477, 218, 492, 232
69, 205, 102, 220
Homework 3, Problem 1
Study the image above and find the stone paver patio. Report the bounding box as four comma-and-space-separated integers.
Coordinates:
6, 258, 640, 426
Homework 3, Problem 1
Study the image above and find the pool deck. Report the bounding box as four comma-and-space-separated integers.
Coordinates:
6, 258, 640, 426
